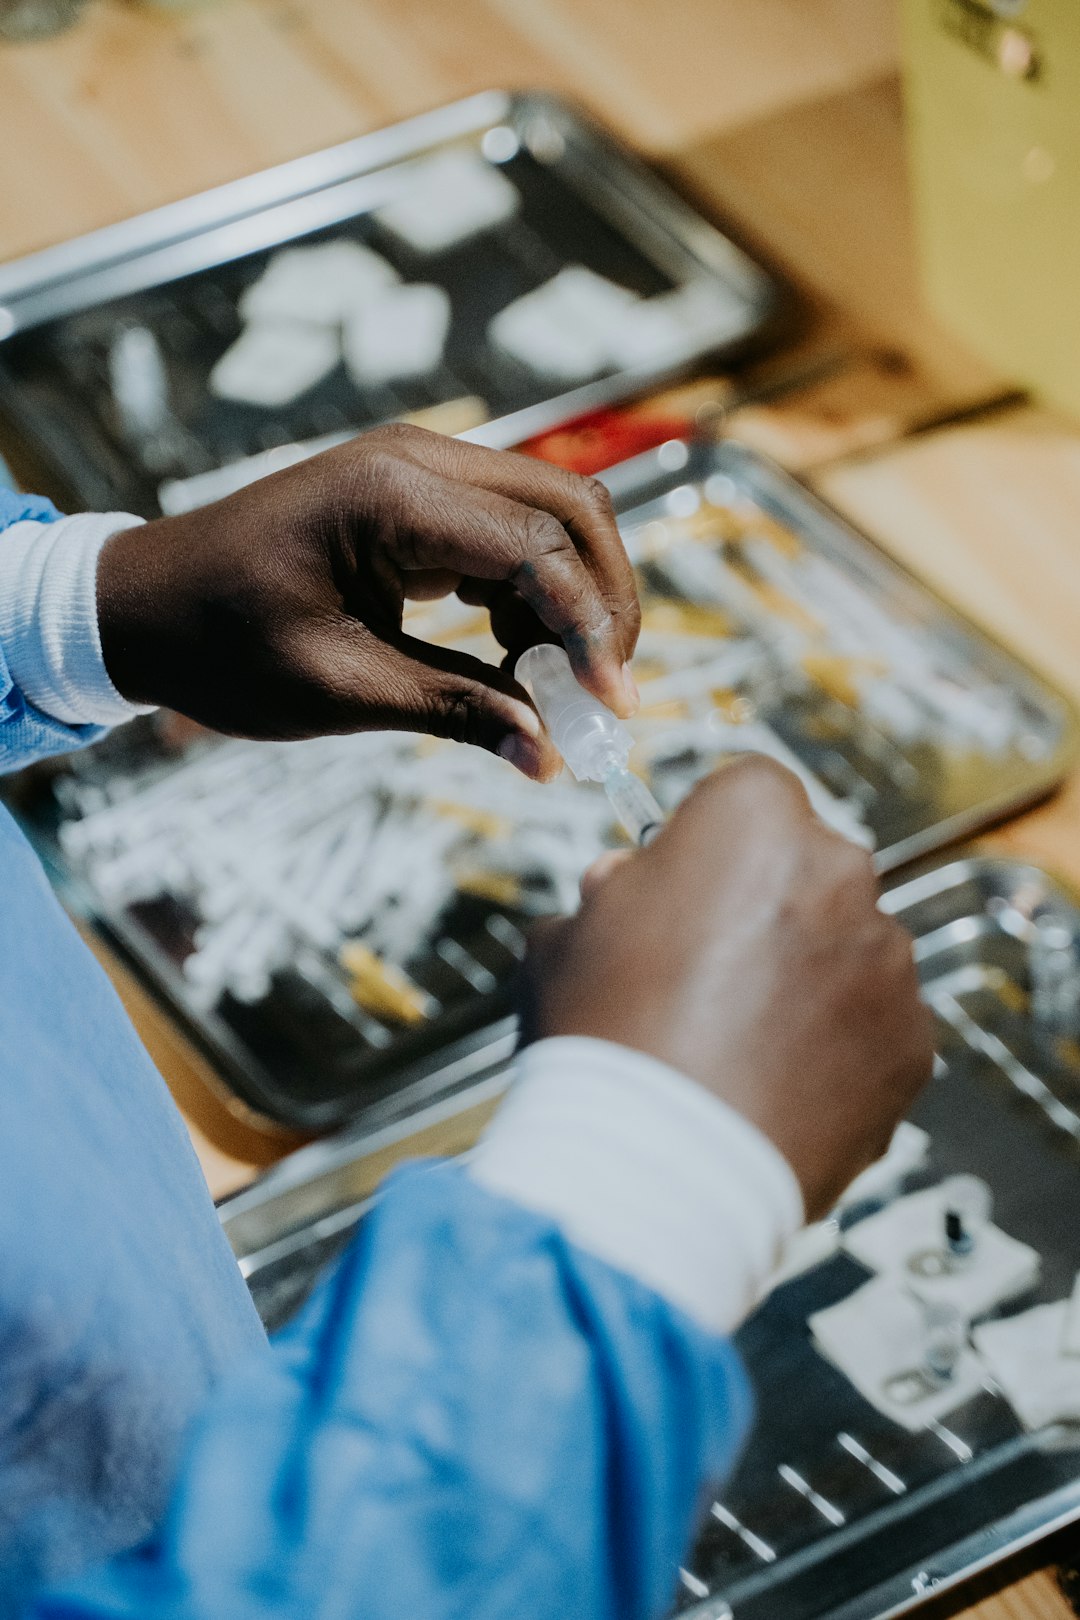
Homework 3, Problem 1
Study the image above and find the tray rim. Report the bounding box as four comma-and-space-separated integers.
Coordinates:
0, 89, 785, 462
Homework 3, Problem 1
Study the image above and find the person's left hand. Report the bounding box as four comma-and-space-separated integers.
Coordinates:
96, 424, 640, 779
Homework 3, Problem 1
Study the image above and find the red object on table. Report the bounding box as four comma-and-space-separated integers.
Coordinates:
518, 405, 695, 475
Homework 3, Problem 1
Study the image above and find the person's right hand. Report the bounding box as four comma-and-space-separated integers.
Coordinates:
522, 757, 935, 1220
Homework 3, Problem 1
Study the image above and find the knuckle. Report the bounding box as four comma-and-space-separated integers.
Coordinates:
691, 754, 767, 804
726, 753, 782, 789
816, 833, 877, 915
730, 753, 813, 814
425, 687, 478, 745
521, 507, 571, 559
834, 835, 877, 891
374, 420, 425, 452
680, 755, 807, 839
577, 474, 617, 520
354, 442, 408, 505
881, 914, 918, 973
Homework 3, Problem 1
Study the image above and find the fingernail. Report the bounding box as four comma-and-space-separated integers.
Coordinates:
621, 662, 640, 715
498, 732, 543, 778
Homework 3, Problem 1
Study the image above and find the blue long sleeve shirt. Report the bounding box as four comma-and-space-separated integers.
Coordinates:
0, 488, 758, 1620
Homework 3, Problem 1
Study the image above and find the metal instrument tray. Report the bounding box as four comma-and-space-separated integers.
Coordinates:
0, 90, 781, 518
10, 441, 1076, 1131
218, 854, 1080, 1620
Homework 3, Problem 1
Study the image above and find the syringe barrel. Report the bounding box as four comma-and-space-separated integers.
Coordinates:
516, 644, 632, 782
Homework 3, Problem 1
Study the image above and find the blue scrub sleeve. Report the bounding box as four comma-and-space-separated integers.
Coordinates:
31, 1161, 751, 1620
0, 491, 62, 526
0, 804, 267, 1619
0, 493, 108, 768
0, 491, 266, 1613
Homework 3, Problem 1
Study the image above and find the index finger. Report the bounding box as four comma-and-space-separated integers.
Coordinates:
387, 469, 635, 715
397, 430, 641, 664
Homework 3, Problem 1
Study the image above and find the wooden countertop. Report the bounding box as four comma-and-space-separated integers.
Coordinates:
2, 3, 1079, 1614
0, 0, 897, 259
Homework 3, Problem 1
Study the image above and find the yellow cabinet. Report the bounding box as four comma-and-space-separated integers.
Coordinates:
903, 0, 1080, 417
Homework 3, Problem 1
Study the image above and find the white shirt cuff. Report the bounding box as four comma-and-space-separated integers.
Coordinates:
469, 1036, 804, 1337
0, 512, 156, 727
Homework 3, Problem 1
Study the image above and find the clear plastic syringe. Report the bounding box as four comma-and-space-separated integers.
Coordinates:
516, 644, 665, 845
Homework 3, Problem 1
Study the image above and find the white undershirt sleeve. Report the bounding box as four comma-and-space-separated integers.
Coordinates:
0, 513, 155, 727
469, 1036, 804, 1338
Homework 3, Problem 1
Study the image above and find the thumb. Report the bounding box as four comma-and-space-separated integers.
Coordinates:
361, 633, 562, 780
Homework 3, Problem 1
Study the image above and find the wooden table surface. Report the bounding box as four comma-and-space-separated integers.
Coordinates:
3, 3, 1079, 1615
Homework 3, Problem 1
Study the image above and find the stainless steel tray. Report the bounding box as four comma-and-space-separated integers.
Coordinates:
0, 90, 781, 518
218, 853, 1080, 1620
12, 441, 1077, 1132
601, 440, 1078, 871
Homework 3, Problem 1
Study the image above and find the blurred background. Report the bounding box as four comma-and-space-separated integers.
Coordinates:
5, 5, 1080, 1616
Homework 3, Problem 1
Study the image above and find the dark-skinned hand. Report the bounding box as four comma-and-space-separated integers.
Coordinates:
523, 757, 935, 1221
97, 424, 640, 780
